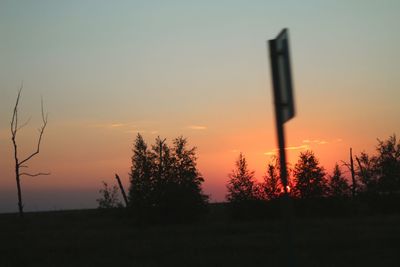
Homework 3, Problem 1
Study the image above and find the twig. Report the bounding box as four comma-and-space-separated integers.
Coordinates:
20, 172, 51, 177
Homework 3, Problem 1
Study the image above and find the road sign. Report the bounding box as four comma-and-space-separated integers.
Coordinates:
269, 28, 295, 123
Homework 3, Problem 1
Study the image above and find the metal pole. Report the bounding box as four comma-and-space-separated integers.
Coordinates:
269, 38, 295, 267
269, 39, 289, 193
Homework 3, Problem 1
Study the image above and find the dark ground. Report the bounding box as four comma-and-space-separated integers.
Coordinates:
1, 204, 399, 267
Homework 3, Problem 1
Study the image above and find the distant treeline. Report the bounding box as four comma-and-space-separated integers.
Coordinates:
226, 134, 400, 219
97, 134, 400, 222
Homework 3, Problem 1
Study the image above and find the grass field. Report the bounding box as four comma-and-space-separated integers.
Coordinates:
1, 204, 399, 267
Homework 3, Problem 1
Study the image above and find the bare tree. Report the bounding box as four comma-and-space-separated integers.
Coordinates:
11, 85, 49, 216
115, 173, 129, 207
341, 148, 357, 198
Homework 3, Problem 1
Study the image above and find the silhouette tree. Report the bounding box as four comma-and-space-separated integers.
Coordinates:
226, 153, 257, 202
293, 150, 327, 199
128, 133, 154, 210
375, 135, 400, 194
164, 136, 208, 219
260, 157, 282, 200
172, 137, 208, 202
10, 86, 49, 216
349, 148, 357, 197
151, 136, 172, 210
328, 163, 350, 198
355, 152, 378, 195
341, 148, 358, 197
128, 134, 207, 221
96, 181, 122, 209
351, 135, 400, 196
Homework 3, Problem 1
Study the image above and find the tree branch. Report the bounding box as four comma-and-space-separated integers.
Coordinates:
17, 116, 31, 131
19, 98, 48, 166
355, 157, 364, 177
20, 172, 51, 177
11, 84, 23, 136
340, 160, 351, 170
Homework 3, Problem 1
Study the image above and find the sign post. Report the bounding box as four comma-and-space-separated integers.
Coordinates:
268, 28, 295, 266
269, 28, 295, 193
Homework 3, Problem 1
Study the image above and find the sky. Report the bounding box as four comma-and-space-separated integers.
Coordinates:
1, 0, 399, 213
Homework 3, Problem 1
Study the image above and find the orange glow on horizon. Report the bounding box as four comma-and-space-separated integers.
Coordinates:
0, 117, 377, 205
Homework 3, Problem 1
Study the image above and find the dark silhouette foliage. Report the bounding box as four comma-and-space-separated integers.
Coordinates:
355, 152, 378, 195
226, 153, 268, 220
293, 150, 327, 199
354, 135, 400, 196
128, 134, 154, 210
375, 135, 400, 194
128, 134, 208, 222
226, 153, 257, 202
223, 135, 400, 219
259, 158, 282, 200
328, 163, 351, 198
169, 137, 209, 215
96, 181, 122, 209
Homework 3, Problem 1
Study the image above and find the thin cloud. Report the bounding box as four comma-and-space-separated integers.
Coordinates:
125, 129, 158, 135
302, 139, 329, 145
264, 137, 341, 156
89, 122, 131, 128
187, 125, 207, 130
264, 144, 309, 156
286, 145, 310, 150
110, 123, 126, 128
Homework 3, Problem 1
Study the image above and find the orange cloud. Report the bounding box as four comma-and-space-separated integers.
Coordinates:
110, 123, 126, 127
264, 144, 310, 156
286, 145, 310, 150
125, 129, 158, 135
88, 122, 131, 128
303, 139, 328, 145
187, 125, 207, 130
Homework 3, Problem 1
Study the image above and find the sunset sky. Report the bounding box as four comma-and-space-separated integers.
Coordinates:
1, 1, 399, 212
